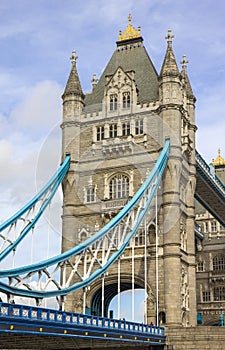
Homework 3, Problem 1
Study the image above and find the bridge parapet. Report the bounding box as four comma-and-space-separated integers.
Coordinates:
195, 150, 225, 227
0, 302, 165, 346
196, 150, 225, 196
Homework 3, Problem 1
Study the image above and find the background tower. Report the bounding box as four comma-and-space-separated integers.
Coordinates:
61, 16, 197, 326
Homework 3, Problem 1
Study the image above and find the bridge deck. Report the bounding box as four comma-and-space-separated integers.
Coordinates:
196, 151, 225, 226
0, 303, 165, 349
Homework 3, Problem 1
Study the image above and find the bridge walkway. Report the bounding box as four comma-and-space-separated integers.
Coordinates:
0, 302, 165, 349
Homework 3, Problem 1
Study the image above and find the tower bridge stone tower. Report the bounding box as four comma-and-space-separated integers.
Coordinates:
61, 15, 197, 326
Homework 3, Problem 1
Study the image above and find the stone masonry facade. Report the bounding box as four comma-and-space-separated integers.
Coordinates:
61, 16, 197, 327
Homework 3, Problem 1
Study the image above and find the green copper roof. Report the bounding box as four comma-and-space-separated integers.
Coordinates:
84, 41, 159, 109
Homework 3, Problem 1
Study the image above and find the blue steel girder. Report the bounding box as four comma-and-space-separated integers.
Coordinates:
195, 150, 225, 227
0, 155, 70, 261
0, 140, 170, 299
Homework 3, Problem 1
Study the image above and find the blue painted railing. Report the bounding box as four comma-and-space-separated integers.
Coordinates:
0, 302, 164, 335
196, 150, 225, 196
0, 302, 165, 344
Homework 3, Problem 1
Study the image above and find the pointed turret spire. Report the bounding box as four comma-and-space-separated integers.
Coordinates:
91, 73, 98, 91
62, 50, 84, 99
160, 29, 179, 77
180, 54, 188, 72
180, 54, 195, 100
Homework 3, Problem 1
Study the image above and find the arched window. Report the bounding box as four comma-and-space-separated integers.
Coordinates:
122, 92, 130, 108
213, 255, 225, 271
80, 230, 88, 242
110, 94, 118, 111
148, 224, 156, 245
159, 311, 166, 325
109, 174, 129, 199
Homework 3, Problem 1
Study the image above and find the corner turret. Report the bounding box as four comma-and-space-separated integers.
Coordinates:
61, 50, 84, 160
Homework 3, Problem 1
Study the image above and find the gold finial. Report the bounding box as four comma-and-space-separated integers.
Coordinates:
128, 13, 132, 24
118, 14, 141, 42
212, 148, 225, 166
70, 50, 78, 64
165, 29, 174, 45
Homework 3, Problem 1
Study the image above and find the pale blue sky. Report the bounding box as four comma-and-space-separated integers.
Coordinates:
0, 0, 225, 317
1, 0, 225, 217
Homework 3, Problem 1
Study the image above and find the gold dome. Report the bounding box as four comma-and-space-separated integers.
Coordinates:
212, 148, 225, 166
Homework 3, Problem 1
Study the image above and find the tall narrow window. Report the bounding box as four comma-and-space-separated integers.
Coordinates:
109, 174, 129, 199
211, 221, 217, 232
97, 126, 104, 141
122, 122, 130, 136
135, 228, 145, 246
80, 230, 88, 242
122, 92, 130, 108
86, 187, 95, 203
109, 124, 118, 138
135, 119, 143, 135
110, 94, 118, 111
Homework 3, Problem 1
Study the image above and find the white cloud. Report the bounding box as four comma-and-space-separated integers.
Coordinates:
0, 79, 62, 222
11, 80, 62, 136
0, 0, 225, 312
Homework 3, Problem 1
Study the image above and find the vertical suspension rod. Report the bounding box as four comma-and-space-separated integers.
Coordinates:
144, 218, 147, 323
155, 191, 159, 326
118, 257, 121, 319
132, 237, 135, 322
102, 274, 105, 317
118, 224, 121, 319
83, 288, 86, 314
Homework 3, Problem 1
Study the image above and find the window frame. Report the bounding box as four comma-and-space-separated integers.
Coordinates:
135, 119, 144, 135
109, 123, 118, 138
122, 122, 131, 136
122, 92, 131, 109
96, 126, 105, 141
213, 255, 225, 271
109, 174, 130, 200
110, 94, 118, 111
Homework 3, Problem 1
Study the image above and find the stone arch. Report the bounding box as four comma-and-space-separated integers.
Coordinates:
181, 310, 188, 326
148, 223, 156, 245
86, 273, 151, 317
79, 228, 88, 242
159, 311, 166, 325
